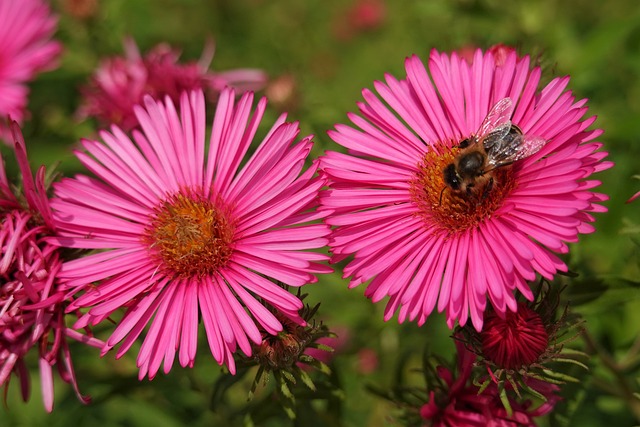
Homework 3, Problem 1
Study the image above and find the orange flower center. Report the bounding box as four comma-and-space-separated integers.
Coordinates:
410, 140, 516, 235
145, 191, 235, 278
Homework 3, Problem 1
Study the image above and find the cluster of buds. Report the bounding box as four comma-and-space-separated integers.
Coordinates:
239, 289, 338, 419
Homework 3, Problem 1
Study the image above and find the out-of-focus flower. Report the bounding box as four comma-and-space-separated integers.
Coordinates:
0, 122, 102, 412
320, 48, 612, 331
459, 44, 517, 67
356, 348, 378, 374
265, 74, 299, 112
0, 0, 62, 140
51, 89, 331, 379
301, 324, 348, 366
79, 38, 267, 130
334, 0, 386, 40
62, 0, 98, 19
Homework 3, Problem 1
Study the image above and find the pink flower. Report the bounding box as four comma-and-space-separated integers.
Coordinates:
334, 0, 386, 41
0, 122, 102, 412
79, 38, 267, 130
419, 340, 559, 427
320, 49, 612, 330
51, 89, 331, 379
0, 0, 62, 138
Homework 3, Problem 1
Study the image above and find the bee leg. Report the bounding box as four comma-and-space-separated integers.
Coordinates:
482, 178, 495, 200
438, 187, 446, 206
465, 183, 475, 198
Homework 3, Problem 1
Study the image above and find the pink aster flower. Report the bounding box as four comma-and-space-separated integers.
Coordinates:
0, 122, 102, 412
320, 48, 612, 330
51, 88, 331, 379
419, 340, 559, 427
79, 38, 267, 131
0, 0, 62, 139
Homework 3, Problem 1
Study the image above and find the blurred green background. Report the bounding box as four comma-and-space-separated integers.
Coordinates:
2, 0, 640, 426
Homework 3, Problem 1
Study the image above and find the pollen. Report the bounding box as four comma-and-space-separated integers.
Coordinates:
145, 191, 235, 278
410, 140, 516, 235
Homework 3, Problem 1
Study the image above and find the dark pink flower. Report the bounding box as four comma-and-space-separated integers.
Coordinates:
51, 89, 331, 378
0, 122, 102, 412
79, 38, 267, 130
0, 0, 62, 139
480, 302, 549, 370
320, 48, 612, 330
419, 340, 559, 427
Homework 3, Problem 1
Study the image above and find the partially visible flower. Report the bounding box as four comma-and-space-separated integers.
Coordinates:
0, 0, 62, 140
0, 121, 102, 412
418, 340, 560, 427
52, 89, 331, 379
628, 191, 640, 203
320, 48, 612, 331
488, 44, 518, 66
79, 38, 267, 130
458, 44, 517, 67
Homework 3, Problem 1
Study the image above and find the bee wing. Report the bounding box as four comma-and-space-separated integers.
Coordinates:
476, 97, 514, 141
486, 134, 547, 168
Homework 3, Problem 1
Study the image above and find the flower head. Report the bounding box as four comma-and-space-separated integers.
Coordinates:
320, 48, 612, 330
0, 122, 102, 412
419, 340, 560, 427
481, 303, 549, 370
79, 38, 267, 130
52, 89, 331, 379
0, 0, 62, 139
457, 282, 587, 398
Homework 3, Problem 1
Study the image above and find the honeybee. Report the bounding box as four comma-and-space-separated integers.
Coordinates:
442, 97, 546, 201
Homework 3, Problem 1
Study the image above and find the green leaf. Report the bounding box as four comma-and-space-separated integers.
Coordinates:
298, 369, 317, 391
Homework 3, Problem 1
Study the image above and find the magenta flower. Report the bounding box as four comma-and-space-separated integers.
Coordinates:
0, 0, 62, 138
419, 340, 559, 427
320, 48, 612, 330
79, 38, 267, 130
52, 89, 331, 378
0, 122, 102, 412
